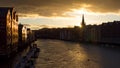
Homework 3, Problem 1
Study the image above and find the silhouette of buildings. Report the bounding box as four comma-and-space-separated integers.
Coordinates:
35, 15, 120, 45
36, 27, 81, 42
84, 25, 101, 43
83, 21, 120, 44
35, 14, 85, 42
100, 21, 120, 44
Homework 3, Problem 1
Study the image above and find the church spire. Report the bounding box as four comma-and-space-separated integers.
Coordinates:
81, 14, 86, 27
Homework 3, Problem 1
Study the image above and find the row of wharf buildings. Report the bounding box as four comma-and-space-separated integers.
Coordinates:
35, 15, 120, 45
0, 7, 35, 56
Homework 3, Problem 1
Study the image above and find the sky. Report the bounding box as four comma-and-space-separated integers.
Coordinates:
1, 0, 120, 30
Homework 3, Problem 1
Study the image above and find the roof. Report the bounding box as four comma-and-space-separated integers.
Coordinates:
0, 7, 14, 17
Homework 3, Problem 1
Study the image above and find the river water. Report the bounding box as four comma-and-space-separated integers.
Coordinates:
0, 39, 120, 68
34, 39, 120, 68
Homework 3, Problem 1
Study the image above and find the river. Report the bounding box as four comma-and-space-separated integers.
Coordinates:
34, 39, 120, 68
0, 39, 120, 68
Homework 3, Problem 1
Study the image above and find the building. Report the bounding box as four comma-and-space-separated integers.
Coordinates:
27, 28, 36, 44
11, 9, 18, 52
81, 14, 86, 28
0, 7, 18, 56
18, 24, 27, 48
100, 21, 120, 44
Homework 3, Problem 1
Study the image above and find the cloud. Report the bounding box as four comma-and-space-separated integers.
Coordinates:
22, 24, 55, 30
85, 0, 120, 13
0, 0, 120, 17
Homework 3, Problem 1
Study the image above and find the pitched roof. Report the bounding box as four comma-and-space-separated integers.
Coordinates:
0, 7, 14, 17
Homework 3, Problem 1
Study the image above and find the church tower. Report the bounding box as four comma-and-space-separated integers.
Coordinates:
81, 14, 86, 27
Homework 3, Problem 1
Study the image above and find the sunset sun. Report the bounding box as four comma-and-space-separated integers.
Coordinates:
71, 8, 89, 15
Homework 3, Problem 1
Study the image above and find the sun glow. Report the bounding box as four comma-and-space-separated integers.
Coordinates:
72, 8, 89, 14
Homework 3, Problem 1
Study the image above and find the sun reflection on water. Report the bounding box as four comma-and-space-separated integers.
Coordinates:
68, 44, 88, 62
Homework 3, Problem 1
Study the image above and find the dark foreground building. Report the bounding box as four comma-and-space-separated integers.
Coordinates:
0, 7, 18, 57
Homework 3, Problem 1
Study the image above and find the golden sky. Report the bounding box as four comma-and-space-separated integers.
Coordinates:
1, 0, 120, 29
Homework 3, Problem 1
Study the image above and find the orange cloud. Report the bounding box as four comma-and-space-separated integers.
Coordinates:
0, 0, 120, 17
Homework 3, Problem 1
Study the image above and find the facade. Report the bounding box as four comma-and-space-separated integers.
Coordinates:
84, 25, 101, 43
0, 7, 18, 56
27, 28, 36, 44
100, 21, 120, 44
60, 28, 73, 41
18, 24, 27, 48
0, 8, 11, 55
11, 9, 18, 52
84, 21, 120, 44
